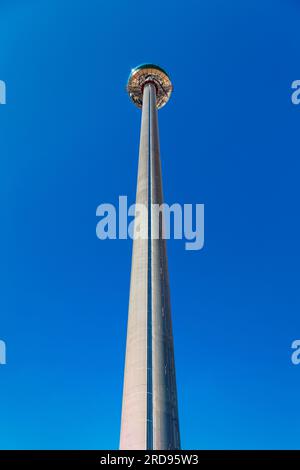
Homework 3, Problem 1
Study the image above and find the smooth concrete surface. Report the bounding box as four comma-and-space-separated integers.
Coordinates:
120, 84, 180, 450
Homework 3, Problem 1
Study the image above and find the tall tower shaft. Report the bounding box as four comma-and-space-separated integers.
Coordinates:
120, 65, 180, 450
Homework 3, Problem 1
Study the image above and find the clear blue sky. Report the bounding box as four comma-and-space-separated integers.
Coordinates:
1, 0, 300, 450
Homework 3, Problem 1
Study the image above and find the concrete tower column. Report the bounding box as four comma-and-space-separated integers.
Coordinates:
120, 66, 180, 450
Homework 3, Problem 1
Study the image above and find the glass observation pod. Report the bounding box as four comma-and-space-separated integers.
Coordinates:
127, 63, 173, 109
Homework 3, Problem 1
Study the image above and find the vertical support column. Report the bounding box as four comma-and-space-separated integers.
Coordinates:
120, 82, 180, 450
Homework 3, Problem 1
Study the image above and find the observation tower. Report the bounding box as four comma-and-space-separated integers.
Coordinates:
119, 64, 180, 450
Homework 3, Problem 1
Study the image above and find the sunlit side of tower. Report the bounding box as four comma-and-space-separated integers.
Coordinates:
120, 64, 180, 450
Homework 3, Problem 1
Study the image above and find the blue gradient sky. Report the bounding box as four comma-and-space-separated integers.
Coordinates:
1, 0, 300, 450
